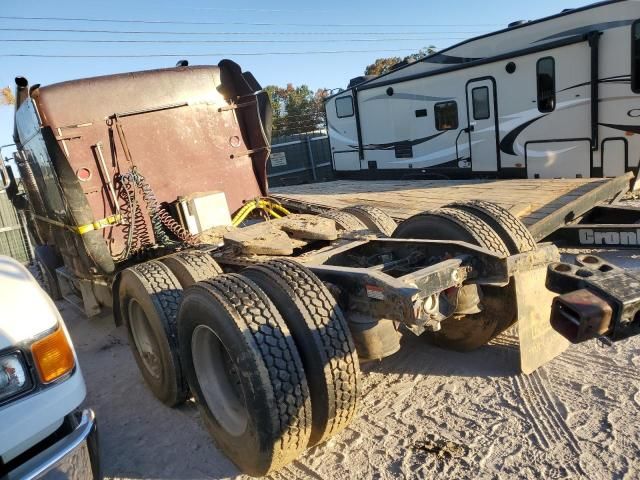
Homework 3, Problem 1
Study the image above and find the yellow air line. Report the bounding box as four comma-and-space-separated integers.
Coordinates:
231, 198, 291, 227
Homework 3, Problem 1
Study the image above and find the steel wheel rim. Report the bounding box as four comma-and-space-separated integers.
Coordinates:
192, 325, 249, 437
128, 298, 162, 380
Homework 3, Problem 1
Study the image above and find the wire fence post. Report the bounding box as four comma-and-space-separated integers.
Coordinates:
305, 135, 317, 182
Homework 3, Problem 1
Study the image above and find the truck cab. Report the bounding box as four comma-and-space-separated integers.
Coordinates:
0, 255, 99, 479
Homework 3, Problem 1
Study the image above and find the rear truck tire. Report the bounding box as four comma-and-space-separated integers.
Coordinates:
34, 245, 62, 300
117, 260, 188, 407
393, 207, 511, 351
341, 205, 397, 236
177, 274, 312, 476
319, 209, 367, 232
242, 259, 360, 447
444, 200, 537, 254
444, 200, 536, 333
160, 250, 223, 288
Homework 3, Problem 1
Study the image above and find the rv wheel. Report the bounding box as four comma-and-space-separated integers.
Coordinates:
341, 205, 397, 236
319, 209, 367, 232
177, 274, 312, 476
242, 259, 360, 447
393, 208, 513, 351
160, 250, 223, 288
118, 260, 188, 406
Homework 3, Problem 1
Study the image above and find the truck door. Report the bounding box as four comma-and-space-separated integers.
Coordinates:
466, 79, 499, 173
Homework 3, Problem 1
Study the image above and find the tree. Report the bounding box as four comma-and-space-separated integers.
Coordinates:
1, 87, 14, 106
264, 83, 328, 138
364, 57, 402, 76
364, 46, 438, 76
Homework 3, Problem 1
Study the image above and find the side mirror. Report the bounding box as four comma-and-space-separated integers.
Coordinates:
0, 161, 10, 191
0, 144, 14, 191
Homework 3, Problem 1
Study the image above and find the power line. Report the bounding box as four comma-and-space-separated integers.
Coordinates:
0, 38, 463, 44
0, 48, 424, 58
0, 27, 486, 36
0, 15, 501, 28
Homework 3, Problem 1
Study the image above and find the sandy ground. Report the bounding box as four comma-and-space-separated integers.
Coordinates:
62, 250, 640, 480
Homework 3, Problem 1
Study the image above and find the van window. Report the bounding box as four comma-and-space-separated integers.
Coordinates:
472, 87, 490, 120
335, 96, 354, 118
434, 101, 459, 131
536, 57, 555, 112
632, 20, 640, 93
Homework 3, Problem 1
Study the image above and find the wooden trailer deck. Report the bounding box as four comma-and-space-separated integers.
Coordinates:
270, 173, 634, 240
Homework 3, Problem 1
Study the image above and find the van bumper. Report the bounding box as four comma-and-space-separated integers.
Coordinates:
3, 409, 99, 480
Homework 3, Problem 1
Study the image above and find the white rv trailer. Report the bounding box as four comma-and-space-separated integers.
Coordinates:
325, 0, 640, 179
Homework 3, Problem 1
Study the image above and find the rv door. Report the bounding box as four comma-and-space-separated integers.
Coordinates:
466, 79, 499, 173
328, 94, 360, 171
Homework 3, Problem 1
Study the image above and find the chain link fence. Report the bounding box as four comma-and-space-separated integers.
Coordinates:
0, 189, 33, 264
267, 112, 333, 187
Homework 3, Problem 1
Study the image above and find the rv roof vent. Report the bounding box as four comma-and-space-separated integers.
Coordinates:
508, 20, 528, 28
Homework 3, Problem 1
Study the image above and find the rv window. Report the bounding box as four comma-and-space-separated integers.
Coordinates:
335, 96, 354, 118
472, 87, 490, 120
536, 57, 555, 112
632, 20, 640, 93
434, 101, 459, 131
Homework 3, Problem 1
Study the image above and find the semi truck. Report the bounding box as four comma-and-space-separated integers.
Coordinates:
3, 59, 639, 476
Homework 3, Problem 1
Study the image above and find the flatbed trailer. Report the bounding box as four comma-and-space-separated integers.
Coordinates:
270, 174, 633, 241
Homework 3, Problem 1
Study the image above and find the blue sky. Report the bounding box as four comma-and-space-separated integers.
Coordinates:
0, 0, 594, 151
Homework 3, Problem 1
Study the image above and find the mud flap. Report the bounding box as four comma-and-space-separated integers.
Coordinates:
513, 266, 569, 374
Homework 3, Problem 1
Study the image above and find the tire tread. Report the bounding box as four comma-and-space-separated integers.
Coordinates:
125, 260, 187, 405
245, 259, 359, 445
342, 205, 397, 236
193, 274, 312, 456
446, 200, 536, 253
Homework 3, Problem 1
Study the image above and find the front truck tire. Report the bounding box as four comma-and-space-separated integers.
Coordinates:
177, 274, 312, 477
242, 259, 360, 447
393, 207, 512, 351
34, 245, 63, 300
117, 260, 188, 407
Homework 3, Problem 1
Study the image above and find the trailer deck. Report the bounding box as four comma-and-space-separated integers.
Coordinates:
270, 173, 633, 240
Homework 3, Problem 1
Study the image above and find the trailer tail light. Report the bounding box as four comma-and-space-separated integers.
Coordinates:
31, 326, 75, 383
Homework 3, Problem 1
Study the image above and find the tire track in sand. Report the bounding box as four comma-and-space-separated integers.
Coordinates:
513, 369, 585, 477
273, 460, 324, 480
556, 350, 637, 381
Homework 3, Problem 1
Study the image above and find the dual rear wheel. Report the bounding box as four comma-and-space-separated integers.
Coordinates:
393, 200, 536, 351
178, 261, 360, 475
118, 251, 360, 476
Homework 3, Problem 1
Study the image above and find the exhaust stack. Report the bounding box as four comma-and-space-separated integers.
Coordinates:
13, 76, 29, 145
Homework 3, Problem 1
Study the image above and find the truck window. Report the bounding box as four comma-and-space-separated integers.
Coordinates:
472, 87, 490, 120
434, 101, 459, 131
537, 57, 555, 112
632, 20, 640, 93
335, 96, 354, 118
